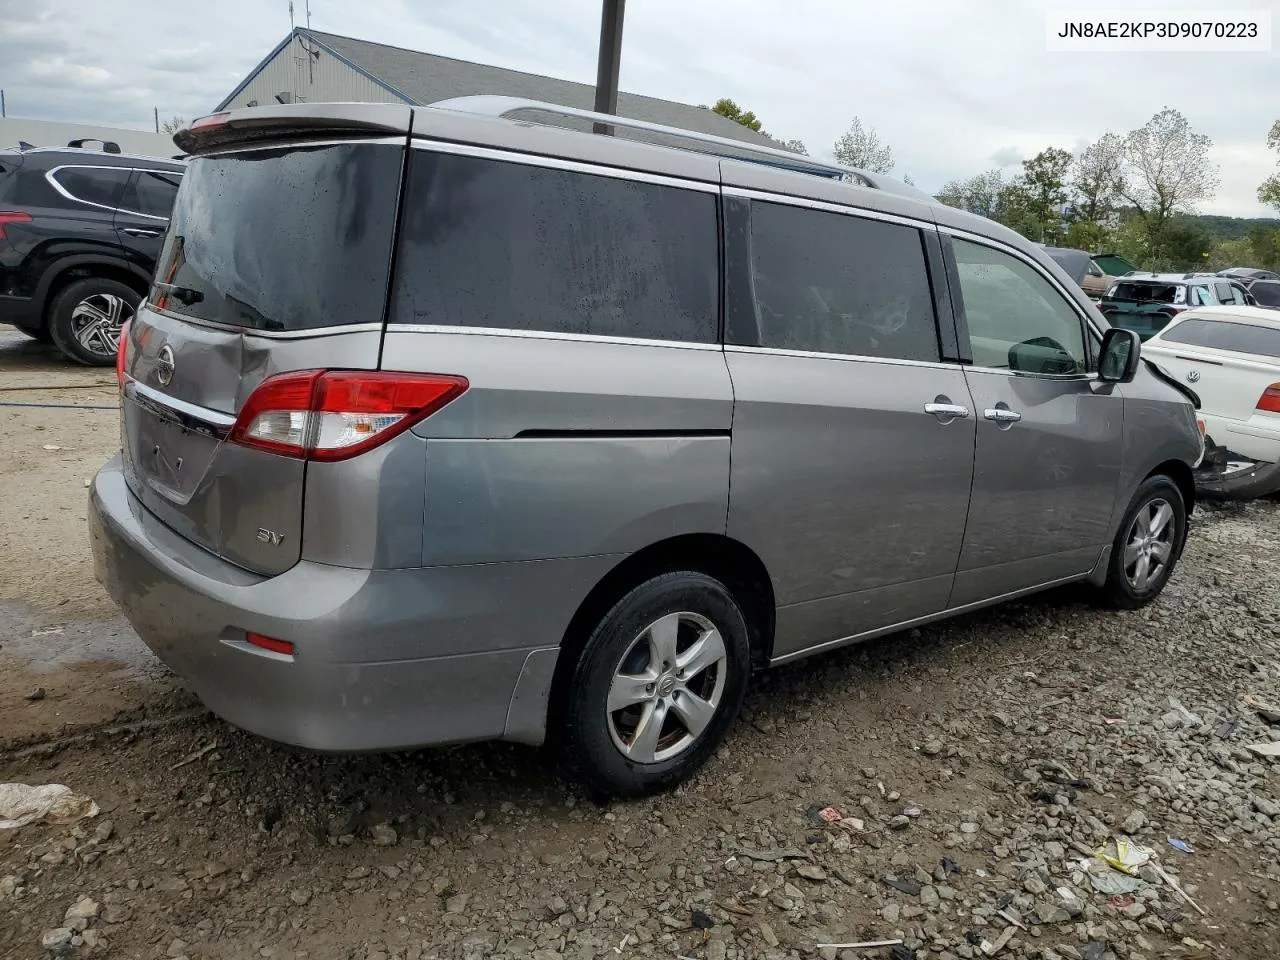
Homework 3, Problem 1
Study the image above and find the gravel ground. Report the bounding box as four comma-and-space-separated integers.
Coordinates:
2, 497, 1278, 960
1, 325, 1278, 960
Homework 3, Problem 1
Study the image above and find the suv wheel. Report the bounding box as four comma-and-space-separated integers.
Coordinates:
48, 278, 139, 366
559, 572, 751, 798
1100, 476, 1187, 609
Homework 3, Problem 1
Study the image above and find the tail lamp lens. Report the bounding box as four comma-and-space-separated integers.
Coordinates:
1258, 384, 1280, 414
229, 371, 468, 461
116, 319, 132, 386
0, 211, 32, 241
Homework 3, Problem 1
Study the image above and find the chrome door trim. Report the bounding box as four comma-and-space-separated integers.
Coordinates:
390, 323, 722, 351
45, 164, 179, 221
770, 572, 1089, 666
141, 305, 386, 340
724, 343, 960, 370
410, 139, 721, 193
722, 184, 933, 231
123, 377, 236, 438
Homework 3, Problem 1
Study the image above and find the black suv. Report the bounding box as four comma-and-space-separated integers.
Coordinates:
0, 141, 184, 365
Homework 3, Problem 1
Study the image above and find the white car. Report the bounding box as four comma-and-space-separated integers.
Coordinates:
1142, 305, 1280, 498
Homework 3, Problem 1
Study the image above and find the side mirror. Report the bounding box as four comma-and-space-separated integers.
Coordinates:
1098, 327, 1141, 383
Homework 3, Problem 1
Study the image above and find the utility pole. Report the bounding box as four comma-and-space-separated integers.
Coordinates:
1, 89, 6, 119
592, 0, 625, 135
154, 106, 160, 133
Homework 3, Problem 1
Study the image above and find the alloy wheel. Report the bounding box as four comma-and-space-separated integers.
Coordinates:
1122, 497, 1175, 591
607, 611, 727, 764
70, 293, 132, 359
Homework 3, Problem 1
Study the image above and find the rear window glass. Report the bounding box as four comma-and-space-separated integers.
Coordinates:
150, 143, 401, 331
1159, 318, 1280, 358
1251, 282, 1280, 307
1107, 281, 1186, 304
390, 151, 717, 343
121, 169, 182, 219
728, 200, 939, 361
51, 166, 131, 209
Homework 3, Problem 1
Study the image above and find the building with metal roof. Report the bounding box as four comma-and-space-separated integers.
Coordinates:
217, 28, 778, 148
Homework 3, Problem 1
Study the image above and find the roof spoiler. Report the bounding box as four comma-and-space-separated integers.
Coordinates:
174, 103, 413, 154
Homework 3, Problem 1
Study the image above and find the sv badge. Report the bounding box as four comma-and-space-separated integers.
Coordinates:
256, 527, 285, 546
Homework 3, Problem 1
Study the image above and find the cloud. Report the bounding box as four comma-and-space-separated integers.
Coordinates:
989, 148, 1024, 168
0, 0, 1275, 217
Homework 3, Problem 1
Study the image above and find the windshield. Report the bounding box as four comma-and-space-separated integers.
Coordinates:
149, 142, 402, 331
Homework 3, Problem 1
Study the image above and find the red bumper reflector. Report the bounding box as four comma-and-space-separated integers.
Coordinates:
246, 632, 294, 656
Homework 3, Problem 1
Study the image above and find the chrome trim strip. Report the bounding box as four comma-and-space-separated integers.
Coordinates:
123, 378, 236, 438
770, 572, 1088, 666
410, 139, 720, 193
199, 135, 406, 158
721, 185, 931, 230
724, 343, 959, 370
937, 225, 1105, 339
140, 304, 385, 340
965, 364, 1094, 382
388, 323, 721, 351
44, 164, 183, 222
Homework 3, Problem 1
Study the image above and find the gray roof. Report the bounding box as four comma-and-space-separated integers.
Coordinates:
303, 29, 779, 148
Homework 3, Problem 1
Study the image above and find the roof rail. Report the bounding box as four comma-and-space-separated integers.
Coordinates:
67, 138, 122, 154
427, 95, 872, 187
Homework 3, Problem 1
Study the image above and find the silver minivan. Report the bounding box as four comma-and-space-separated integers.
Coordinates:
90, 100, 1203, 797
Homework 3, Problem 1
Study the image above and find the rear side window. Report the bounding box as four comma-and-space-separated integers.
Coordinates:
50, 166, 131, 210
728, 201, 940, 361
121, 169, 182, 219
1159, 318, 1280, 359
390, 151, 718, 344
1107, 281, 1186, 304
150, 143, 401, 331
1252, 282, 1280, 307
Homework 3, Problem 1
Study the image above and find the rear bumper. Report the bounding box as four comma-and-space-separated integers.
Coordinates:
89, 455, 615, 750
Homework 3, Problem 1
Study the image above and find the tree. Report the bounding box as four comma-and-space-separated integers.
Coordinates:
832, 117, 894, 174
1001, 147, 1074, 243
711, 98, 764, 133
1259, 120, 1280, 213
778, 138, 809, 156
1248, 225, 1280, 271
935, 170, 1007, 220
1070, 132, 1126, 247
160, 115, 186, 135
1120, 108, 1219, 262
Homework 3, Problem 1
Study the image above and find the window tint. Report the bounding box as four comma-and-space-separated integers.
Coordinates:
121, 169, 182, 219
1251, 281, 1280, 307
390, 152, 717, 343
1159, 318, 1280, 358
1107, 281, 1185, 304
953, 239, 1087, 375
52, 167, 131, 209
150, 143, 401, 331
732, 201, 939, 361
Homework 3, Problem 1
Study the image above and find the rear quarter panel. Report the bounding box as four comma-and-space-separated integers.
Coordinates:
386, 329, 734, 565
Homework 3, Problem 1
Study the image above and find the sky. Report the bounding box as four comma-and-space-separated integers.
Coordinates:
1, 0, 1277, 218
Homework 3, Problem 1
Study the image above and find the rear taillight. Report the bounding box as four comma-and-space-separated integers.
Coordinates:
0, 211, 32, 241
1258, 384, 1280, 414
229, 370, 468, 462
115, 319, 131, 386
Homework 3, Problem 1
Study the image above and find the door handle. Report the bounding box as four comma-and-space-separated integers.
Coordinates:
122, 228, 162, 238
983, 408, 1023, 423
924, 402, 970, 421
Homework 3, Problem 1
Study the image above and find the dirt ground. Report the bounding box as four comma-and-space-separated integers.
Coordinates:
1, 323, 1278, 960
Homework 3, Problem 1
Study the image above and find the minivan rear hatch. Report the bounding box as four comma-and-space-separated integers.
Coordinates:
119, 106, 410, 575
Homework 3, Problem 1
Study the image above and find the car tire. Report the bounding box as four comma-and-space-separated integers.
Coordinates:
47, 277, 139, 366
1100, 476, 1188, 609
559, 571, 752, 799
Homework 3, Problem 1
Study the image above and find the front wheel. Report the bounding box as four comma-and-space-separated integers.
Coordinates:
558, 572, 752, 798
47, 278, 139, 366
1100, 476, 1188, 609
